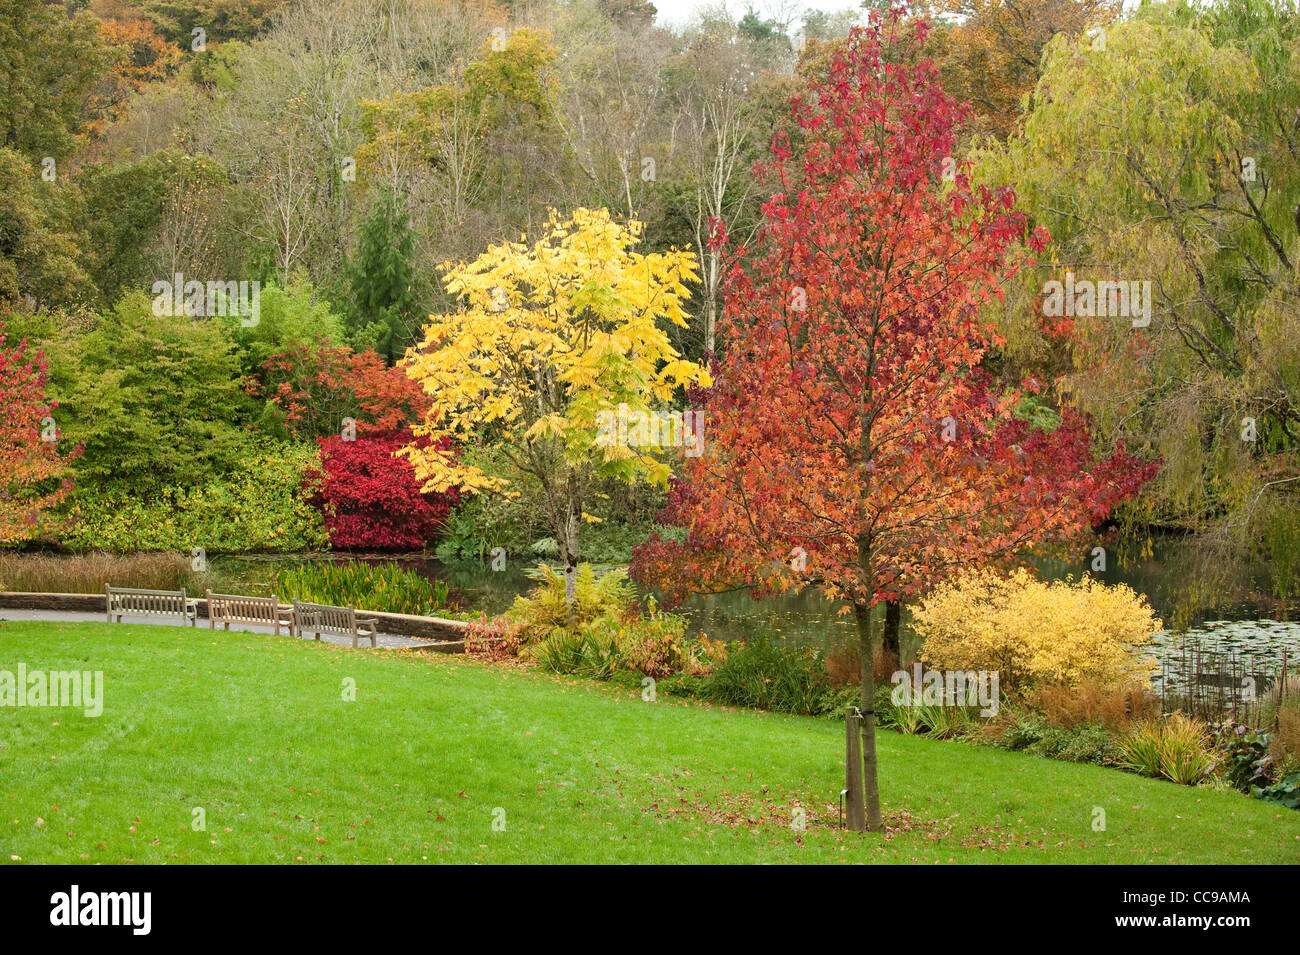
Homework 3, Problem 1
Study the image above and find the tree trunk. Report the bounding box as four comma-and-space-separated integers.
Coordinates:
882, 599, 901, 664
852, 601, 886, 832
561, 496, 581, 625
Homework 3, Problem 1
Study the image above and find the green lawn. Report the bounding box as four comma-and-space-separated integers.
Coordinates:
1, 620, 1295, 864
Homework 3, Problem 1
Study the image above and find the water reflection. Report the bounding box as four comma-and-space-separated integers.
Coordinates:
208, 533, 1297, 671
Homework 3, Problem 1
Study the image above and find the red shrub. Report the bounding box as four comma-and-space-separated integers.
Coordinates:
250, 342, 430, 439
464, 614, 525, 661
314, 429, 458, 551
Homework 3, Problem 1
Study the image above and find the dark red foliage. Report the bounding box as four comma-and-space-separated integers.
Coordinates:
313, 429, 459, 551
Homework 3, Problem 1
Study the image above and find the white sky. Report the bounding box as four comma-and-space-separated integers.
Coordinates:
652, 0, 869, 31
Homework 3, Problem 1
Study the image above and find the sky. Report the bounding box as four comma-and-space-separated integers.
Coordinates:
651, 0, 869, 31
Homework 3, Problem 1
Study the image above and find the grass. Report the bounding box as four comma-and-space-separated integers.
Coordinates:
1, 620, 1296, 864
0, 551, 196, 594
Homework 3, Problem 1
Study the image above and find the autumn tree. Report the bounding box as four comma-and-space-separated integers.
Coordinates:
88, 11, 183, 134
923, 0, 1119, 139
664, 12, 773, 356
250, 343, 430, 441
977, 4, 1300, 604
402, 207, 708, 602
632, 13, 1155, 831
0, 326, 80, 544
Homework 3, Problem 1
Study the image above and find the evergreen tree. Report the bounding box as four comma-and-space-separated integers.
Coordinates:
347, 188, 422, 364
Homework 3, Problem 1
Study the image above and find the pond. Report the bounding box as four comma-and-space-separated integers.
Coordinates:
204, 532, 1300, 683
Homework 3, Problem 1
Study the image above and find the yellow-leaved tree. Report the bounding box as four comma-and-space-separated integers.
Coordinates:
402, 207, 709, 601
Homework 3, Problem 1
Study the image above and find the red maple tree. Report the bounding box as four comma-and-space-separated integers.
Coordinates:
314, 430, 459, 551
631, 12, 1158, 831
0, 325, 81, 543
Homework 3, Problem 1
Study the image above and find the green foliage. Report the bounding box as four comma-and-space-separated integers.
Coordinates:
0, 2, 108, 163
987, 715, 1117, 765
1253, 772, 1300, 809
274, 560, 450, 615
225, 279, 346, 374
434, 446, 665, 565
532, 625, 621, 679
1116, 714, 1215, 785
52, 292, 247, 492
433, 455, 549, 563
506, 564, 638, 643
700, 636, 840, 716
530, 605, 691, 679
603, 606, 690, 677
1214, 723, 1275, 791
137, 0, 290, 46
74, 155, 173, 306
57, 444, 327, 553
346, 189, 422, 363
0, 149, 94, 309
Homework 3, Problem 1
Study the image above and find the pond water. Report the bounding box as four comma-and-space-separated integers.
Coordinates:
206, 532, 1300, 681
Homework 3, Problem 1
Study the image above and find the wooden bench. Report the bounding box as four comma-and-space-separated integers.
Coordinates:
206, 590, 292, 635
106, 586, 197, 626
291, 600, 380, 648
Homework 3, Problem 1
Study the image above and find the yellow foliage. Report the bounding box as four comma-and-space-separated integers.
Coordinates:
401, 207, 707, 496
914, 568, 1161, 691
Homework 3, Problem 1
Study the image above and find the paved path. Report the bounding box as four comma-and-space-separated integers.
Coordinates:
0, 608, 436, 650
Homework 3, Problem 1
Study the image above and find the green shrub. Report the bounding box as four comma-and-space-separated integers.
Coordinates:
993, 716, 1048, 752
274, 561, 449, 616
601, 607, 689, 678
1116, 713, 1215, 785
532, 626, 620, 679
507, 564, 637, 643
529, 606, 693, 679
882, 679, 980, 739
659, 672, 708, 699
58, 445, 328, 553
701, 636, 839, 716
1214, 723, 1275, 791
50, 291, 249, 494
1253, 772, 1300, 809
1026, 723, 1116, 765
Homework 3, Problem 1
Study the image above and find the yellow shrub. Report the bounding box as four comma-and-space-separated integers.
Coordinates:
914, 568, 1161, 692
